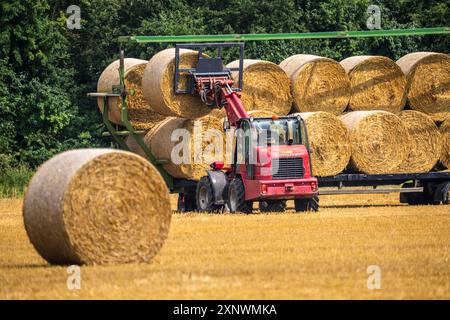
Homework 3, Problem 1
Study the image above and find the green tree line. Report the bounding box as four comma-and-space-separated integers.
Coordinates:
0, 0, 448, 195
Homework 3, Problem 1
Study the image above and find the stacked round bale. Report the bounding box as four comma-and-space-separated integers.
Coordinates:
142, 48, 212, 119
97, 59, 166, 130
280, 54, 350, 115
293, 112, 351, 177
225, 59, 292, 115
396, 52, 450, 114
127, 115, 225, 181
340, 56, 407, 113
340, 111, 412, 174
122, 48, 228, 180
23, 149, 171, 265
397, 111, 442, 173
438, 114, 450, 169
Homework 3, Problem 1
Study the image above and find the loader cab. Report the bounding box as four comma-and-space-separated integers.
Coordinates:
233, 115, 314, 180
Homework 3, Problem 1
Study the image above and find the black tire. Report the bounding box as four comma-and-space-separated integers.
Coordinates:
433, 182, 450, 205
177, 192, 197, 212
196, 176, 221, 212
295, 195, 319, 212
259, 200, 286, 213
399, 182, 433, 205
445, 183, 450, 205
227, 177, 252, 214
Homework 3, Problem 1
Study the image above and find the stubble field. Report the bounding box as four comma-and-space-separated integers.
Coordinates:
0, 193, 449, 299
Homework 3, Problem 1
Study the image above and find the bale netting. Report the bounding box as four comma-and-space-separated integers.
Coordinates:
97, 59, 166, 130
225, 59, 292, 115
396, 52, 450, 114
142, 48, 212, 119
145, 116, 226, 180
279, 54, 350, 115
340, 111, 411, 174
23, 149, 171, 265
397, 110, 442, 173
340, 56, 407, 112
440, 116, 450, 169
291, 112, 351, 176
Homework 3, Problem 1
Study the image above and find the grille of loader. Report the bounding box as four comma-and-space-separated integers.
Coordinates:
271, 157, 304, 179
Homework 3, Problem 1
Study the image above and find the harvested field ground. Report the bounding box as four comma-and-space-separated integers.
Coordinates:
0, 193, 449, 299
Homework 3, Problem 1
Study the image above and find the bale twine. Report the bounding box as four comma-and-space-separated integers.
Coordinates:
97, 59, 166, 130
291, 112, 350, 176
340, 56, 407, 112
396, 52, 450, 114
279, 54, 350, 115
225, 59, 292, 115
397, 110, 442, 173
440, 116, 450, 169
23, 149, 171, 265
142, 48, 212, 119
340, 111, 411, 174
145, 116, 225, 180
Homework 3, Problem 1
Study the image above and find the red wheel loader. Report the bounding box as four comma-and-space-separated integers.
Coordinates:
173, 43, 318, 213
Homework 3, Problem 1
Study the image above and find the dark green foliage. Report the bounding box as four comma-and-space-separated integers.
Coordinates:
0, 0, 448, 193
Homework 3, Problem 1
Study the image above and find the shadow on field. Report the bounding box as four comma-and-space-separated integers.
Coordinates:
321, 203, 408, 209
2, 263, 49, 269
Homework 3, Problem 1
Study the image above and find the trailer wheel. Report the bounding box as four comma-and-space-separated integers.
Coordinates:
400, 182, 433, 205
259, 200, 286, 213
445, 183, 450, 205
196, 176, 221, 213
177, 192, 197, 212
434, 182, 450, 205
227, 177, 252, 214
295, 195, 319, 212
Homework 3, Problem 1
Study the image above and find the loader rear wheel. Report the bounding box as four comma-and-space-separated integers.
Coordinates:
295, 195, 319, 212
196, 176, 221, 212
227, 177, 252, 214
259, 200, 286, 213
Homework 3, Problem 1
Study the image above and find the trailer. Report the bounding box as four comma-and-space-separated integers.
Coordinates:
318, 172, 450, 205
88, 27, 450, 211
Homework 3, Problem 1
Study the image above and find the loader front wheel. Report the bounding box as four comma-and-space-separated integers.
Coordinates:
227, 178, 252, 214
259, 200, 287, 213
295, 195, 319, 212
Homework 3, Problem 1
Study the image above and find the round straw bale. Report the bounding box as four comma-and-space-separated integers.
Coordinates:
97, 59, 166, 130
23, 149, 171, 265
125, 118, 176, 158
279, 54, 350, 115
291, 112, 351, 176
440, 116, 450, 169
340, 111, 411, 174
397, 110, 442, 173
226, 59, 292, 115
208, 109, 276, 120
247, 110, 277, 118
340, 56, 407, 112
142, 48, 211, 119
146, 116, 225, 180
430, 112, 450, 125
396, 52, 450, 114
